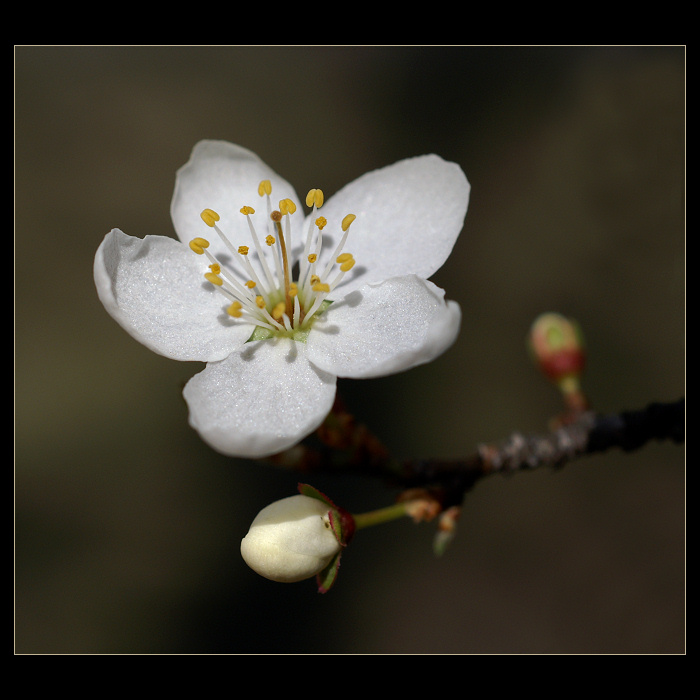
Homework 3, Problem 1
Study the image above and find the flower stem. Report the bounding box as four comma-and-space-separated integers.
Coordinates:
352, 502, 412, 531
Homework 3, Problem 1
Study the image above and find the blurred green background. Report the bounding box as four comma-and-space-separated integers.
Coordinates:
15, 46, 685, 654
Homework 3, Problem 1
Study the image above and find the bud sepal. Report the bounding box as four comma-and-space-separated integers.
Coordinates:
297, 483, 356, 592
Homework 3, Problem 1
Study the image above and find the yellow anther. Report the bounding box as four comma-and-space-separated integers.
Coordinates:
204, 272, 223, 286
315, 216, 327, 230
341, 214, 356, 232
245, 280, 256, 289
201, 209, 220, 227
289, 282, 298, 297
255, 296, 266, 309
265, 234, 276, 246
258, 180, 272, 197
238, 245, 249, 255
271, 301, 286, 320
336, 253, 353, 264
306, 189, 324, 208
227, 301, 243, 318
312, 282, 331, 293
189, 237, 210, 255
240, 205, 255, 216
209, 263, 221, 274
279, 198, 297, 215
340, 256, 356, 272
307, 253, 317, 263
310, 275, 320, 285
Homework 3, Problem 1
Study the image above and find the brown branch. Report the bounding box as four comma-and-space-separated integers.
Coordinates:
268, 398, 685, 508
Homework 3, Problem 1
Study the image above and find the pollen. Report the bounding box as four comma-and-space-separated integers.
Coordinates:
227, 301, 243, 318
306, 189, 324, 208
245, 280, 256, 289
238, 246, 249, 255
204, 271, 223, 286
341, 214, 356, 231
315, 216, 327, 230
265, 235, 276, 246
271, 302, 286, 320
258, 180, 272, 197
312, 282, 330, 293
189, 237, 210, 255
240, 205, 255, 216
308, 254, 317, 263
279, 198, 297, 215
201, 209, 221, 227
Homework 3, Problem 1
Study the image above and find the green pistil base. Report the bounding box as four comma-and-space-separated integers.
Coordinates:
246, 299, 333, 344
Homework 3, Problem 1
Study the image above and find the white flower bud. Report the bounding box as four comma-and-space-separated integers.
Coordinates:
240, 494, 343, 583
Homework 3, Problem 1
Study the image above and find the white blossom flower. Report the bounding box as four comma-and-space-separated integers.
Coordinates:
94, 141, 470, 458
240, 493, 344, 584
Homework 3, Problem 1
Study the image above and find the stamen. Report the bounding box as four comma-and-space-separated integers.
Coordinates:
297, 211, 326, 298
293, 294, 301, 328
238, 247, 270, 299
194, 232, 256, 302
258, 181, 273, 239
241, 206, 277, 292
329, 253, 355, 291
321, 213, 356, 281
302, 284, 331, 326
191, 228, 285, 333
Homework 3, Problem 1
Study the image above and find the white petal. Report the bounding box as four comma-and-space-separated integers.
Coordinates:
170, 140, 304, 266
308, 154, 470, 294
94, 229, 253, 361
183, 338, 337, 458
306, 275, 461, 379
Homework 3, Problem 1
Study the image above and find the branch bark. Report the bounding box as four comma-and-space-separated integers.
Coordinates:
268, 398, 685, 508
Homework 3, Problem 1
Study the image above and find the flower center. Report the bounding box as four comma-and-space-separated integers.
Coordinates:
189, 182, 356, 342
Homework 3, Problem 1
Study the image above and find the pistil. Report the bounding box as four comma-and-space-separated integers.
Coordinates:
270, 209, 293, 319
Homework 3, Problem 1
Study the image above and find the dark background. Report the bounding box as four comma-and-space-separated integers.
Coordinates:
15, 45, 685, 654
